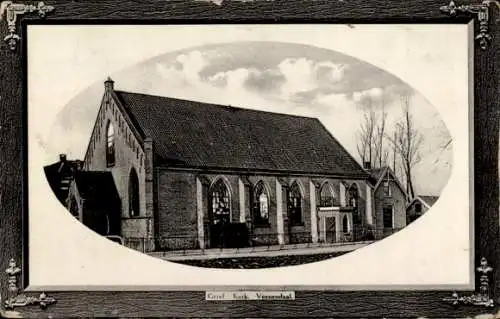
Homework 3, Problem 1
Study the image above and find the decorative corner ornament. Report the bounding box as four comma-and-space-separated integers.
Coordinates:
440, 0, 500, 50
0, 1, 54, 50
443, 257, 495, 308
2, 259, 56, 310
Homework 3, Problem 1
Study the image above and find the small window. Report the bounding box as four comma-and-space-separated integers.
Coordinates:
253, 181, 269, 226
106, 121, 115, 167
415, 203, 422, 213
342, 215, 349, 233
383, 181, 391, 197
383, 206, 393, 228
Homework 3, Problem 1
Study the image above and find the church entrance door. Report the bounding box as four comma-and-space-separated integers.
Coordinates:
325, 217, 336, 243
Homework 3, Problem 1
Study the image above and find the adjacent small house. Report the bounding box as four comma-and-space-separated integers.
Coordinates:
367, 166, 408, 238
44, 154, 121, 238
406, 195, 439, 224
43, 154, 82, 205
66, 171, 122, 237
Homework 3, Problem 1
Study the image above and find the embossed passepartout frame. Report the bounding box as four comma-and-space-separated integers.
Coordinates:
0, 0, 498, 317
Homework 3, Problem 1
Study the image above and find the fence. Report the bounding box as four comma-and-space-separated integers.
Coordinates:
120, 225, 404, 254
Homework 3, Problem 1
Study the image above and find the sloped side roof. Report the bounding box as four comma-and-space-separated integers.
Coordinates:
73, 171, 120, 205
367, 167, 387, 186
44, 160, 81, 203
367, 166, 408, 198
114, 90, 368, 177
419, 195, 439, 207
368, 167, 387, 182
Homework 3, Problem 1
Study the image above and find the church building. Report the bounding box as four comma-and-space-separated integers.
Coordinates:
71, 78, 383, 252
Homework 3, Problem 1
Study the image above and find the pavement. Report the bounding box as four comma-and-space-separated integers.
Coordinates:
148, 241, 374, 261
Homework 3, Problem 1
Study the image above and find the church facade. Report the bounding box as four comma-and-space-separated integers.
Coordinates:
75, 78, 390, 252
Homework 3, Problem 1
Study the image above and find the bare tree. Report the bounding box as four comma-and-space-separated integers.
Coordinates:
373, 94, 389, 168
388, 95, 423, 200
356, 99, 376, 167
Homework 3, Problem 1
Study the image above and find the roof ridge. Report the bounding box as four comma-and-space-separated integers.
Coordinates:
114, 90, 319, 121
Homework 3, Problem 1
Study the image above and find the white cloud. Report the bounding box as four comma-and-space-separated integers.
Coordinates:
154, 55, 286, 113
277, 58, 347, 99
209, 68, 252, 90
352, 87, 384, 103
314, 92, 352, 109
175, 50, 208, 82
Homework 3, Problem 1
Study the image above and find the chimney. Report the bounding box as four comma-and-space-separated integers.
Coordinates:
104, 76, 114, 91
75, 160, 83, 171
59, 154, 67, 162
363, 161, 371, 170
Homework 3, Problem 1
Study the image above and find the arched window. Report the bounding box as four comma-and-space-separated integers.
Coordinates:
106, 121, 115, 167
347, 184, 358, 207
320, 182, 336, 207
347, 183, 360, 224
253, 181, 269, 226
210, 178, 231, 225
342, 215, 349, 233
287, 182, 303, 226
129, 168, 140, 217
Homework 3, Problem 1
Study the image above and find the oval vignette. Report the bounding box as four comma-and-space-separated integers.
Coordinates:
42, 41, 453, 269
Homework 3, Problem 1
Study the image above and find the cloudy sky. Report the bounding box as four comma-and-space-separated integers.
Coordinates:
44, 41, 451, 196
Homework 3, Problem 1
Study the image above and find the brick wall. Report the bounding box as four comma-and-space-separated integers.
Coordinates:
154, 170, 371, 250
82, 85, 149, 240
156, 170, 198, 250
374, 180, 407, 238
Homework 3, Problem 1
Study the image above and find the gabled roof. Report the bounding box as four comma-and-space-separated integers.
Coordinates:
113, 89, 368, 178
72, 171, 120, 206
419, 195, 439, 207
367, 167, 387, 184
408, 195, 440, 209
367, 166, 408, 199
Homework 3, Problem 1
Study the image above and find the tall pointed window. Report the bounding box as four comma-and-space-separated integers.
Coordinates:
347, 183, 360, 224
106, 121, 115, 167
253, 181, 269, 226
210, 179, 231, 225
129, 168, 140, 217
287, 182, 303, 226
320, 182, 336, 207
